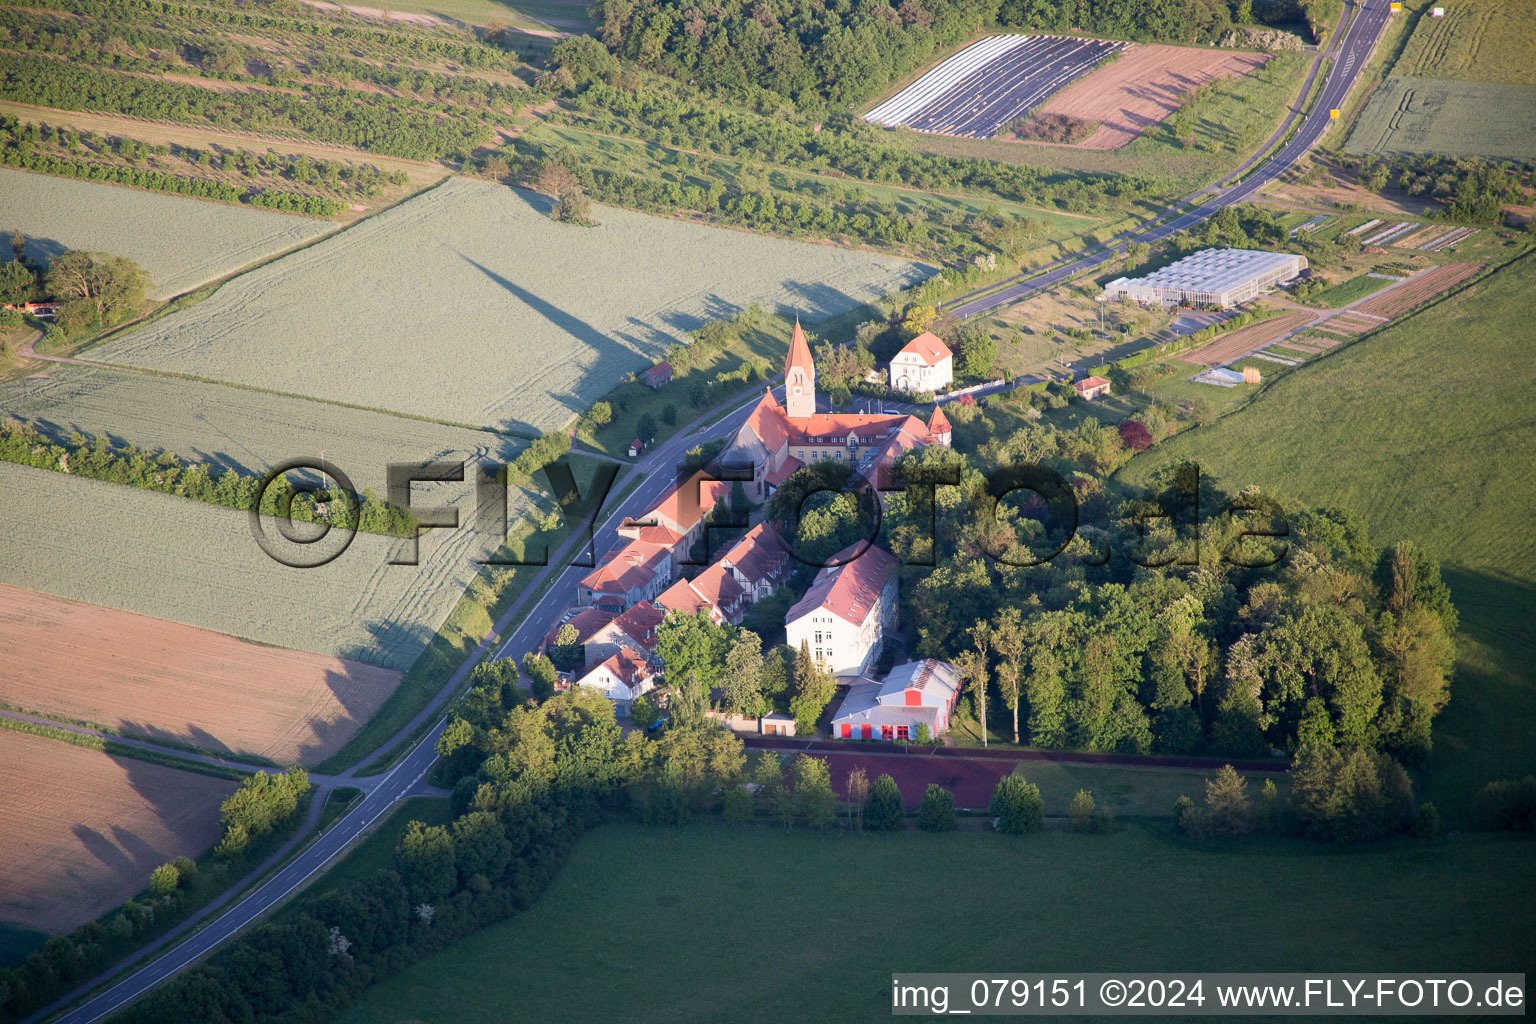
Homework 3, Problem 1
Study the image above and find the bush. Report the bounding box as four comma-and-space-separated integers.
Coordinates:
1473, 775, 1536, 831
989, 775, 1044, 834
864, 774, 906, 831
1414, 801, 1440, 838
917, 784, 956, 832
1068, 789, 1095, 832
722, 784, 755, 824
149, 863, 180, 896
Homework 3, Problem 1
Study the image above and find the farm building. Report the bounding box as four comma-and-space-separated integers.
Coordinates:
889, 331, 954, 392
829, 659, 963, 741
1074, 376, 1112, 400
1103, 248, 1308, 309
641, 361, 673, 389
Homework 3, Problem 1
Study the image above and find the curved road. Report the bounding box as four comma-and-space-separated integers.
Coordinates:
946, 0, 1391, 320
41, 4, 1390, 1019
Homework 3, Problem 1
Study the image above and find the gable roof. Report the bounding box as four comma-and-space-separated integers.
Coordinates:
638, 471, 733, 535
721, 523, 789, 585
738, 389, 790, 453
1075, 375, 1111, 391
785, 318, 814, 380
543, 606, 618, 649
895, 331, 952, 366
786, 412, 925, 445
580, 539, 670, 596
876, 659, 961, 705
583, 647, 654, 691
604, 599, 665, 652
657, 565, 745, 621
786, 542, 898, 626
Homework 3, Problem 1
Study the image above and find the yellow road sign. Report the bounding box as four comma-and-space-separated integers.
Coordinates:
1330, 108, 1341, 119
1390, 2, 1401, 11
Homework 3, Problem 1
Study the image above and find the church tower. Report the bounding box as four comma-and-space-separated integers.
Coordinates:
784, 318, 816, 420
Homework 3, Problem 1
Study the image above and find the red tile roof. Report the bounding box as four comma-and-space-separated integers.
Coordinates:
742, 390, 791, 453
657, 565, 745, 622
926, 405, 951, 436
1075, 375, 1111, 392
586, 647, 654, 690
787, 412, 926, 446
579, 539, 670, 596
762, 454, 804, 487
787, 542, 898, 626
542, 606, 617, 649
721, 523, 788, 587
785, 319, 814, 380
896, 331, 953, 366
644, 471, 733, 535
606, 600, 665, 652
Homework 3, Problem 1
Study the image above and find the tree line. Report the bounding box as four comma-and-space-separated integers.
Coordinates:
0, 419, 419, 538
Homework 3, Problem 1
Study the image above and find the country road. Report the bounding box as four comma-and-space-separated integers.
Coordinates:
36, 2, 1392, 1018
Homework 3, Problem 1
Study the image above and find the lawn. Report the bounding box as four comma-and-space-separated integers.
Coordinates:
334, 821, 1535, 1024
90, 176, 930, 434
1305, 273, 1395, 308
1116, 252, 1536, 813
0, 167, 335, 300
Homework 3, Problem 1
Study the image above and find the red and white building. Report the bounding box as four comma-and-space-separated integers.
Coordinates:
657, 563, 747, 625
829, 659, 962, 741
574, 648, 658, 717
586, 599, 666, 666
576, 539, 673, 613
784, 542, 899, 678
1074, 375, 1112, 401
727, 322, 952, 502
889, 330, 954, 393
718, 523, 790, 602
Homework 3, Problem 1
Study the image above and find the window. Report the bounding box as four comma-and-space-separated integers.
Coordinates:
896, 726, 909, 740
881, 725, 894, 741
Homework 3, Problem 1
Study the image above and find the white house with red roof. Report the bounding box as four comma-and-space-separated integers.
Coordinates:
785, 542, 899, 677
574, 648, 658, 717
618, 470, 733, 557
727, 321, 952, 502
587, 599, 666, 666
889, 331, 953, 393
657, 564, 747, 625
829, 659, 962, 741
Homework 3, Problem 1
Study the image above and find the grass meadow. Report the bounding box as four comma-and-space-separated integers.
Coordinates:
1117, 253, 1536, 812
333, 821, 1536, 1024
1304, 273, 1395, 308
90, 177, 929, 434
0, 168, 334, 300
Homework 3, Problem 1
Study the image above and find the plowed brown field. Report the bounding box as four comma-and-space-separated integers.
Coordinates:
1353, 262, 1483, 319
1185, 311, 1316, 366
0, 585, 402, 766
1037, 44, 1269, 149
0, 729, 234, 932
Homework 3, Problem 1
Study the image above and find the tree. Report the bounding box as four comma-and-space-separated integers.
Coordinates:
917, 784, 956, 831
721, 629, 768, 719
991, 608, 1026, 744
669, 671, 710, 728
655, 610, 729, 688
1204, 765, 1253, 836
630, 693, 661, 730
864, 774, 905, 831
789, 639, 834, 735
1118, 420, 1153, 452
845, 765, 869, 830
587, 401, 612, 427
0, 258, 34, 305
957, 620, 992, 747
149, 863, 180, 896
1068, 789, 1095, 832
900, 304, 937, 337
952, 326, 998, 380
793, 755, 837, 829
10, 227, 24, 263
520, 651, 560, 701
552, 185, 594, 225
752, 750, 784, 814
990, 774, 1044, 834
722, 784, 755, 823
42, 251, 149, 323
636, 411, 657, 441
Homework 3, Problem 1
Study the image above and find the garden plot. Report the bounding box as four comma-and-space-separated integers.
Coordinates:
0, 364, 526, 503
0, 584, 403, 766
0, 168, 334, 300
0, 462, 489, 671
0, 729, 234, 933
1184, 311, 1316, 367
1353, 262, 1482, 319
90, 178, 929, 433
1034, 44, 1268, 150
865, 35, 1125, 139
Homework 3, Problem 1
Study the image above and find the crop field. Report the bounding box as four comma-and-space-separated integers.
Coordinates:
0, 168, 335, 301
1395, 0, 1536, 86
1184, 311, 1315, 366
865, 35, 1126, 139
1118, 254, 1536, 811
1352, 261, 1483, 318
0, 364, 527, 505
1345, 77, 1536, 161
1035, 45, 1269, 150
0, 729, 235, 933
1304, 273, 1396, 307
0, 462, 486, 672
90, 177, 929, 432
0, 584, 403, 766
336, 823, 1535, 1024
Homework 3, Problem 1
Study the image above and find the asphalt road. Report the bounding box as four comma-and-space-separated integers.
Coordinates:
945, 0, 1392, 320
42, 5, 1391, 1017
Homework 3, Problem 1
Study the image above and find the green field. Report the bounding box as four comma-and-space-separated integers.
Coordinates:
1345, 76, 1536, 161
0, 168, 334, 300
1395, 0, 1536, 86
335, 821, 1535, 1024
91, 176, 929, 434
1118, 254, 1536, 811
1305, 273, 1396, 308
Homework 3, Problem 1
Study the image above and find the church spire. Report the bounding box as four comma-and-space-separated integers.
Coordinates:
783, 317, 816, 420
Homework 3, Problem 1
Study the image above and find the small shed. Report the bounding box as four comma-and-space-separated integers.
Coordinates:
760, 713, 797, 737
1074, 375, 1112, 401
628, 438, 646, 457
641, 361, 673, 389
